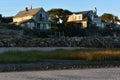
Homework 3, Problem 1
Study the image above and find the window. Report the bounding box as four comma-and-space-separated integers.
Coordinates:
91, 15, 94, 20
21, 24, 25, 27
37, 23, 40, 29
39, 14, 43, 21
43, 24, 46, 30
76, 15, 82, 20
79, 16, 81, 19
46, 24, 50, 29
27, 22, 30, 28
40, 23, 43, 30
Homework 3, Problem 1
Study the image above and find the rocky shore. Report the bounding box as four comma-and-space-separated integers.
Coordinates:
0, 36, 120, 48
0, 60, 120, 72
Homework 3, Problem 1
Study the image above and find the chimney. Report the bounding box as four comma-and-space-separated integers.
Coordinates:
93, 7, 97, 14
25, 7, 28, 11
30, 5, 32, 10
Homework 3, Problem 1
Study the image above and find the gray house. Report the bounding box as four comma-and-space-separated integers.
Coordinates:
67, 8, 105, 28
13, 7, 51, 30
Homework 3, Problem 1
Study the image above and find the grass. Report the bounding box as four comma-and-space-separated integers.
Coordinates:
0, 49, 120, 63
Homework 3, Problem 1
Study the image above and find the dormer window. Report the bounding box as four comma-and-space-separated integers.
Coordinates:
39, 14, 43, 21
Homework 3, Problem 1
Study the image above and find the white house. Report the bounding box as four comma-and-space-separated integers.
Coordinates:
13, 7, 51, 30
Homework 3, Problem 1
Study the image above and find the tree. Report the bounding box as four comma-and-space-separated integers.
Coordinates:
47, 8, 72, 24
0, 14, 2, 23
100, 13, 120, 26
1, 16, 13, 23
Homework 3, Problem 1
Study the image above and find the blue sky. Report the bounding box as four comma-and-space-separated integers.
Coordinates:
0, 0, 120, 18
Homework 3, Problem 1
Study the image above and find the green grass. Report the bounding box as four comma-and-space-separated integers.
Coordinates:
0, 49, 120, 63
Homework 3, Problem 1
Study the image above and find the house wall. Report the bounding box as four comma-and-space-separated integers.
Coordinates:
27, 22, 35, 29
67, 14, 76, 22
21, 22, 35, 29
93, 18, 105, 28
67, 14, 83, 22
33, 8, 50, 30
33, 8, 49, 22
82, 21, 87, 28
76, 14, 83, 21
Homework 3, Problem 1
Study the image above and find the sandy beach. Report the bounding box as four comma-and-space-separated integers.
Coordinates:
0, 68, 120, 80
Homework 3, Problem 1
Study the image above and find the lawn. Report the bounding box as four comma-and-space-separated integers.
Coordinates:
0, 49, 120, 63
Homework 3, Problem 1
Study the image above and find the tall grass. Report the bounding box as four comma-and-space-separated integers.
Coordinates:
0, 49, 120, 63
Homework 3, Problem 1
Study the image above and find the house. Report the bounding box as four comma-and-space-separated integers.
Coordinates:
13, 7, 51, 30
67, 8, 105, 28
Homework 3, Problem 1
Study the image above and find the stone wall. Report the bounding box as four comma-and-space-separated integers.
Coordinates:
0, 36, 119, 48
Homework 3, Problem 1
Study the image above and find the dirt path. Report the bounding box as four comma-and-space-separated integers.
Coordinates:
0, 68, 120, 80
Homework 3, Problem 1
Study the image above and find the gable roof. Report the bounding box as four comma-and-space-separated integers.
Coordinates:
73, 10, 93, 19
74, 10, 92, 14
14, 8, 42, 18
19, 19, 35, 24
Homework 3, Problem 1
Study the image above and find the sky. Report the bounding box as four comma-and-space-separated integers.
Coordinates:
0, 0, 120, 18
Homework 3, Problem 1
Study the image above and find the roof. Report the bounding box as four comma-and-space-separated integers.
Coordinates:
14, 8, 42, 18
74, 10, 92, 14
19, 19, 35, 24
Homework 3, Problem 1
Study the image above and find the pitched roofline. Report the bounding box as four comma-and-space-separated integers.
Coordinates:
74, 10, 92, 14
32, 8, 44, 16
14, 7, 43, 18
68, 10, 93, 17
20, 7, 42, 13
